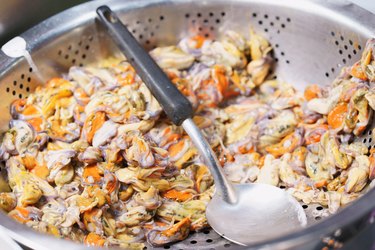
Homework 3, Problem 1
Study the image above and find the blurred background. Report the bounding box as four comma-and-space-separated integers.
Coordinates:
1, 0, 374, 46
0, 0, 88, 45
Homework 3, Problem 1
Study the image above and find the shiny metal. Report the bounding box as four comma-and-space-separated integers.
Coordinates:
182, 118, 307, 245
96, 10, 306, 244
182, 119, 237, 204
207, 183, 307, 246
0, 0, 375, 249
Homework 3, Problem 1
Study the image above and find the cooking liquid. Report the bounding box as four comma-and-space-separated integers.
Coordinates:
1, 36, 44, 82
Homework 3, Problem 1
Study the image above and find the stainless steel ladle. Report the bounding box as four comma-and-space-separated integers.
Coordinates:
97, 6, 307, 246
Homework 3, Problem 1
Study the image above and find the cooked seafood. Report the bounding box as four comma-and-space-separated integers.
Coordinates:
1, 30, 374, 249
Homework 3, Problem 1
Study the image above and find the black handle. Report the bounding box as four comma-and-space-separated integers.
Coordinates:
96, 6, 193, 125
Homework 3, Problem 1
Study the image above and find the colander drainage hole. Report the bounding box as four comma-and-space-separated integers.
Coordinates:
316, 206, 323, 211
302, 204, 308, 209
206, 239, 213, 243
163, 245, 170, 249
203, 230, 210, 234
190, 240, 197, 244
315, 216, 322, 221
224, 243, 231, 248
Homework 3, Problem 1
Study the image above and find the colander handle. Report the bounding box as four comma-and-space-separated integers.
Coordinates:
96, 6, 194, 126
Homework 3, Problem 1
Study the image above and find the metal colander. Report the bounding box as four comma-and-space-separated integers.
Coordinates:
0, 0, 375, 249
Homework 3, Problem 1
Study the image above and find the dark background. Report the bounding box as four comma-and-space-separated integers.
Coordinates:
0, 0, 88, 45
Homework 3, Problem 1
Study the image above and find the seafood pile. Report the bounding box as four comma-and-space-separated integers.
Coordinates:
0, 29, 375, 249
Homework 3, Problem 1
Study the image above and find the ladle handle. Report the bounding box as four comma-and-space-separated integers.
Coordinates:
96, 6, 237, 204
96, 6, 193, 126
182, 119, 237, 204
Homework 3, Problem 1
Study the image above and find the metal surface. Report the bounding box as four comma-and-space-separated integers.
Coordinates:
206, 183, 307, 246
182, 119, 237, 204
0, 0, 88, 45
95, 9, 307, 245
97, 6, 194, 126
0, 0, 374, 249
181, 119, 307, 245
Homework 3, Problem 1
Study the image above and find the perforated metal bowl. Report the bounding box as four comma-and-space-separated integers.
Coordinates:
0, 0, 375, 249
